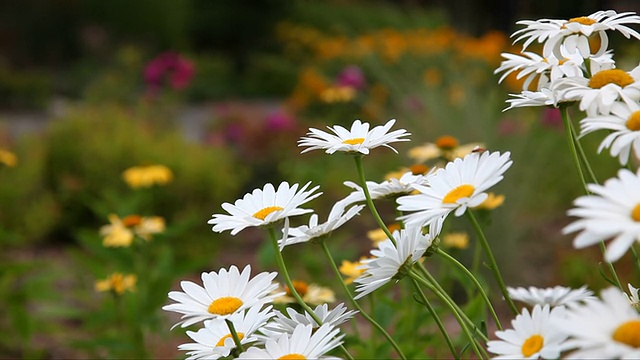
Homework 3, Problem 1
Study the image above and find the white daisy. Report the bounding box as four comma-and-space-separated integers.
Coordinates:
354, 225, 432, 299
278, 203, 365, 250
238, 323, 344, 359
504, 88, 559, 110
397, 151, 512, 230
562, 168, 640, 262
579, 100, 640, 165
163, 265, 282, 328
507, 285, 596, 308
259, 303, 357, 341
487, 304, 569, 359
298, 118, 410, 155
556, 287, 640, 359
625, 283, 640, 308
553, 64, 640, 116
178, 305, 275, 360
512, 10, 640, 58
208, 181, 322, 236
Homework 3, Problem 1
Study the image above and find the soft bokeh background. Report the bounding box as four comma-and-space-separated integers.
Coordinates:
1, 0, 639, 358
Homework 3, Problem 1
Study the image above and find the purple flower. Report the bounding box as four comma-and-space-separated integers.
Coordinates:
265, 110, 296, 131
144, 52, 195, 93
336, 65, 366, 89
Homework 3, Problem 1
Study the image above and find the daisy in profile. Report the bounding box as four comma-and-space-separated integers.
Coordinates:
298, 118, 410, 155
512, 10, 640, 58
260, 303, 357, 341
163, 265, 282, 328
625, 283, 640, 308
562, 168, 640, 262
239, 323, 344, 359
579, 100, 640, 165
278, 203, 365, 250
556, 287, 640, 359
397, 150, 512, 230
554, 64, 640, 115
504, 88, 559, 110
487, 304, 569, 359
507, 285, 596, 308
208, 181, 321, 236
336, 171, 429, 209
354, 225, 432, 299
178, 305, 274, 360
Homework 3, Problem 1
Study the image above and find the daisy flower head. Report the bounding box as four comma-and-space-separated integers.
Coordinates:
487, 304, 569, 359
278, 203, 365, 250
99, 214, 165, 247
626, 283, 640, 308
274, 280, 336, 306
354, 225, 432, 299
95, 272, 137, 295
239, 323, 344, 359
512, 10, 640, 59
504, 88, 559, 110
562, 168, 640, 262
259, 303, 357, 341
556, 287, 640, 359
507, 285, 596, 308
397, 150, 512, 230
208, 181, 321, 236
298, 118, 410, 155
163, 265, 282, 329
553, 64, 640, 116
579, 100, 640, 165
178, 305, 274, 360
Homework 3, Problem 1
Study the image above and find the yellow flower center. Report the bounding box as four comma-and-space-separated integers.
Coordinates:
631, 204, 640, 222
588, 69, 635, 89
286, 280, 309, 296
521, 334, 544, 357
342, 137, 365, 145
435, 135, 459, 149
216, 332, 245, 347
278, 354, 306, 360
208, 296, 243, 315
122, 215, 142, 227
442, 184, 475, 204
613, 320, 640, 348
567, 16, 597, 26
253, 206, 284, 220
627, 111, 640, 131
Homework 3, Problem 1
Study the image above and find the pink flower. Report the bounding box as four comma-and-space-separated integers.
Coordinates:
336, 65, 366, 89
144, 52, 195, 93
265, 110, 296, 131
540, 108, 563, 131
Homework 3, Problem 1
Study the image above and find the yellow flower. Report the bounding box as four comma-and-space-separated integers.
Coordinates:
339, 257, 369, 284
274, 280, 335, 306
100, 214, 165, 247
122, 164, 173, 188
0, 149, 17, 167
319, 86, 356, 103
409, 137, 484, 163
95, 273, 137, 295
473, 192, 505, 210
367, 223, 402, 246
442, 232, 469, 250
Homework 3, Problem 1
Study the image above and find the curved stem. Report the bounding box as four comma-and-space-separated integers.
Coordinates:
410, 278, 459, 359
559, 104, 589, 192
353, 155, 396, 245
410, 270, 486, 359
267, 227, 354, 360
437, 248, 502, 330
319, 241, 407, 360
225, 318, 245, 353
466, 211, 518, 316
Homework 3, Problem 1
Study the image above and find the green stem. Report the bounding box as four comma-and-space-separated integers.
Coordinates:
559, 104, 589, 192
436, 248, 502, 330
466, 211, 518, 316
267, 227, 355, 360
410, 270, 486, 359
562, 107, 598, 184
599, 241, 623, 290
410, 278, 459, 359
353, 155, 396, 245
319, 241, 407, 360
225, 318, 245, 353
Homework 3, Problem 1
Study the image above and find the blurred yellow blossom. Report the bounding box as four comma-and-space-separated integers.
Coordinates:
320, 86, 356, 103
473, 192, 505, 210
367, 223, 402, 246
442, 232, 469, 250
0, 149, 17, 167
340, 257, 369, 284
122, 164, 173, 188
274, 280, 335, 306
409, 136, 484, 163
95, 273, 137, 295
100, 214, 165, 247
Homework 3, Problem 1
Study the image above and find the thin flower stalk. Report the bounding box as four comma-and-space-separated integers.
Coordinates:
560, 104, 590, 192
224, 318, 245, 353
319, 240, 407, 360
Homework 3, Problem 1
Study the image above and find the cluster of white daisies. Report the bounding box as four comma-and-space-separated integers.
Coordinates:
162, 9, 640, 360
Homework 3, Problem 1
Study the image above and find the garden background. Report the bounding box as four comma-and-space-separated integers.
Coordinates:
0, 0, 638, 358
